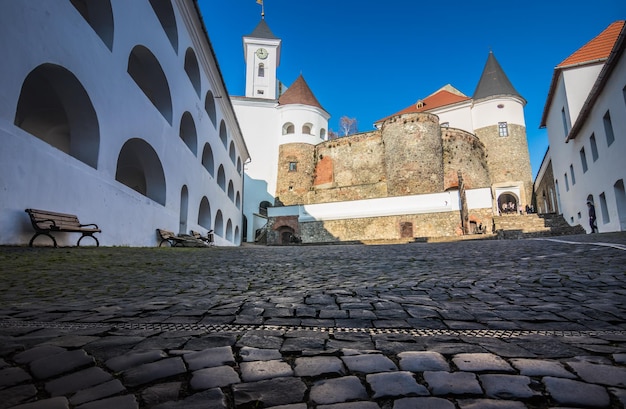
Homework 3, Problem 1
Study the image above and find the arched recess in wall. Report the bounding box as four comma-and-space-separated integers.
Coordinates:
179, 185, 188, 234
229, 141, 236, 164
219, 120, 228, 148
14, 63, 100, 169
217, 165, 226, 191
149, 0, 178, 53
70, 0, 114, 51
179, 112, 197, 155
320, 128, 326, 139
214, 210, 224, 237
115, 138, 166, 205
302, 123, 313, 134
184, 47, 201, 98
282, 122, 295, 135
198, 196, 212, 230
201, 143, 214, 176
237, 157, 242, 174
234, 226, 240, 243
235, 191, 241, 209
204, 90, 217, 127
227, 181, 234, 201
127, 45, 172, 124
226, 219, 233, 241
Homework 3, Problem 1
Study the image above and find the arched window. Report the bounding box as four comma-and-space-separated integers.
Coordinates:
205, 90, 216, 127
115, 138, 166, 205
282, 122, 295, 135
70, 0, 114, 51
302, 123, 312, 134
149, 0, 178, 53
258, 63, 265, 77
219, 120, 228, 148
179, 112, 197, 155
127, 45, 172, 124
217, 165, 226, 190
214, 210, 224, 237
198, 197, 212, 230
201, 143, 214, 176
14, 64, 100, 169
229, 141, 236, 164
228, 181, 234, 201
320, 128, 326, 139
184, 47, 201, 97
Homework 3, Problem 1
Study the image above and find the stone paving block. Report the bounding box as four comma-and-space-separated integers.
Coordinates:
239, 346, 282, 361
479, 374, 538, 399
510, 358, 576, 378
123, 357, 186, 387
398, 351, 450, 372
43, 335, 100, 348
319, 309, 348, 319
457, 399, 527, 409
141, 382, 182, 407
184, 334, 238, 349
366, 371, 429, 398
310, 376, 368, 405
452, 353, 514, 372
281, 336, 326, 353
233, 377, 307, 407
83, 336, 146, 361
183, 346, 235, 370
609, 386, 626, 407
317, 403, 380, 409
567, 360, 626, 387
294, 356, 345, 377
45, 366, 112, 396
190, 365, 240, 390
0, 384, 38, 408
240, 359, 293, 381
30, 349, 95, 379
74, 394, 138, 409
393, 397, 456, 409
0, 367, 31, 387
14, 345, 66, 364
423, 371, 483, 395
543, 376, 610, 407
348, 310, 377, 319
428, 343, 487, 355
342, 353, 397, 373
10, 397, 70, 409
266, 404, 308, 409
69, 379, 126, 405
614, 353, 626, 364
237, 332, 284, 349
105, 349, 168, 372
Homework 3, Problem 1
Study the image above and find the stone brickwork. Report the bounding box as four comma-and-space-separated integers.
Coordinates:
442, 129, 491, 190
534, 160, 558, 214
275, 144, 316, 205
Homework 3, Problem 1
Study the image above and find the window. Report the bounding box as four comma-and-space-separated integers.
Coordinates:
599, 192, 610, 224
282, 122, 295, 135
289, 162, 297, 172
302, 124, 312, 134
604, 111, 615, 146
258, 63, 265, 77
564, 173, 569, 191
257, 90, 264, 95
580, 148, 588, 173
561, 107, 570, 136
498, 122, 508, 137
590, 133, 599, 161
570, 164, 576, 185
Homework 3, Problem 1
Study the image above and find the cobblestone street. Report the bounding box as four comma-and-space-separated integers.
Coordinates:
1, 234, 625, 408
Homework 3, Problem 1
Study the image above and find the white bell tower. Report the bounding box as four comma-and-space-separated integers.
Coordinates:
243, 19, 281, 99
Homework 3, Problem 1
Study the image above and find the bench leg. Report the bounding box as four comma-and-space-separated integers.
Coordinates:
77, 234, 99, 247
29, 232, 57, 248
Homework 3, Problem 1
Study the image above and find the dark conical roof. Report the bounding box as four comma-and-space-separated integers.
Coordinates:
278, 75, 326, 112
247, 19, 278, 39
473, 52, 523, 101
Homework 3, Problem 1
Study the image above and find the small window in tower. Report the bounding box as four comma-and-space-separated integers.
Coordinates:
497, 104, 504, 109
258, 63, 265, 77
498, 122, 509, 137
302, 124, 312, 134
257, 89, 264, 95
289, 162, 297, 172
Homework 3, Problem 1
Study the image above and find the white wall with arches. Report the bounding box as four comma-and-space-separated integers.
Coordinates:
0, 0, 248, 246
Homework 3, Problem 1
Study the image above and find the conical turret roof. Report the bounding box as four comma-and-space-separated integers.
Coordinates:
278, 75, 326, 111
247, 19, 278, 39
473, 52, 523, 101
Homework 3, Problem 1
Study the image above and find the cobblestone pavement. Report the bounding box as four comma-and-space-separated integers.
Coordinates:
1, 233, 626, 409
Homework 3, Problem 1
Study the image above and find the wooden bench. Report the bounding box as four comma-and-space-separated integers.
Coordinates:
156, 229, 187, 247
191, 230, 214, 246
25, 208, 101, 247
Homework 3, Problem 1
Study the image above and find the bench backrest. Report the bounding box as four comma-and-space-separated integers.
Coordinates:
25, 208, 81, 230
157, 229, 176, 239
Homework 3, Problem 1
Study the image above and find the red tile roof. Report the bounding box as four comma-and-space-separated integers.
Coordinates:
558, 21, 624, 68
278, 74, 326, 111
376, 88, 470, 124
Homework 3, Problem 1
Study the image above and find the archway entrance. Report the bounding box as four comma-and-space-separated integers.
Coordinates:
498, 192, 519, 214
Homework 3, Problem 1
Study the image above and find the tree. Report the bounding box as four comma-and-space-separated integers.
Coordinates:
339, 116, 358, 137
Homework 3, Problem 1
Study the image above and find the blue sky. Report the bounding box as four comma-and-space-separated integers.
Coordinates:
199, 0, 624, 177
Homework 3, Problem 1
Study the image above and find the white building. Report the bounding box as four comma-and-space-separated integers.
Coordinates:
538, 20, 626, 233
0, 0, 249, 246
231, 19, 329, 242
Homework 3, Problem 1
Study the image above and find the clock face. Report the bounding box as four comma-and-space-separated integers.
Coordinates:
256, 48, 268, 59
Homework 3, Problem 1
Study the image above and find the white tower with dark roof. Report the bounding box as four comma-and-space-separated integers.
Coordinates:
243, 19, 281, 99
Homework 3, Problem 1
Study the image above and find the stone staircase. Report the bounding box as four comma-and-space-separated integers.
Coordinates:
492, 213, 586, 239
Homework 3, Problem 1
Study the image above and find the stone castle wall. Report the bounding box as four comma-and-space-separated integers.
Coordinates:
442, 128, 491, 190
275, 143, 316, 205
533, 160, 557, 214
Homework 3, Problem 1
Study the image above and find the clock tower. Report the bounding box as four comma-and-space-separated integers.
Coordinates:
243, 19, 281, 99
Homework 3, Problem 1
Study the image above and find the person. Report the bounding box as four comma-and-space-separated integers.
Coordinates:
587, 200, 598, 233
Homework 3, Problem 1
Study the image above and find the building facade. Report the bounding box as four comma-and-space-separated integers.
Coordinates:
0, 0, 249, 246
536, 21, 626, 233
